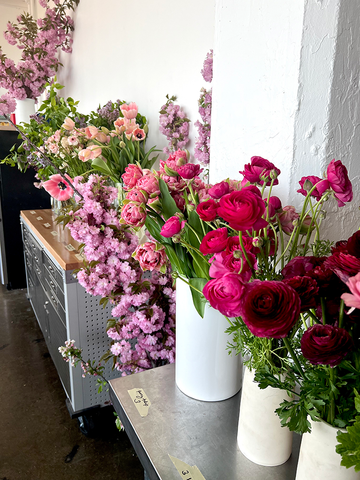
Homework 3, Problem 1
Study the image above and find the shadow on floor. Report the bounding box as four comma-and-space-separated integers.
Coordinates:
0, 285, 144, 480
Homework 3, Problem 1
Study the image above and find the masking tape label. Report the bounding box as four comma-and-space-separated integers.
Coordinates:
127, 388, 151, 417
169, 455, 206, 480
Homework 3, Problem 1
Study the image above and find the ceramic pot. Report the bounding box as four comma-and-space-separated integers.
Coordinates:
237, 366, 293, 466
175, 279, 242, 402
15, 98, 36, 125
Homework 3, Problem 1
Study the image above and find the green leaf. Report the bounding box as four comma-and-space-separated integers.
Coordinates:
188, 277, 208, 318
92, 157, 112, 175
158, 178, 181, 220
336, 415, 360, 472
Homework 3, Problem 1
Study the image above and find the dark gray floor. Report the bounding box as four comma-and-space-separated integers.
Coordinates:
0, 284, 144, 480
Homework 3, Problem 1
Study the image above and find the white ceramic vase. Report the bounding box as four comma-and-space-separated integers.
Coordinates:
237, 367, 293, 466
175, 279, 242, 402
15, 98, 36, 125
295, 418, 360, 480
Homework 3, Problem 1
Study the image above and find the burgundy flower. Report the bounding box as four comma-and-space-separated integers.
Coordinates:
238, 280, 301, 338
267, 195, 282, 217
281, 256, 321, 279
203, 274, 245, 317
331, 240, 348, 255
297, 175, 328, 201
196, 199, 218, 222
324, 252, 360, 281
346, 231, 360, 258
225, 235, 254, 255
200, 227, 228, 255
208, 181, 230, 199
177, 163, 202, 180
217, 186, 268, 232
301, 324, 353, 367
240, 156, 281, 186
160, 216, 186, 238
283, 276, 319, 312
326, 159, 353, 207
306, 264, 341, 297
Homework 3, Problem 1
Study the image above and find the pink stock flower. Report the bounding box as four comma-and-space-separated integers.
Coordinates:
278, 206, 299, 234
240, 156, 281, 186
120, 102, 138, 120
42, 174, 73, 201
133, 242, 168, 273
341, 272, 360, 312
326, 159, 353, 207
203, 273, 245, 317
208, 181, 230, 199
122, 164, 143, 190
121, 202, 147, 227
160, 216, 186, 238
177, 163, 202, 179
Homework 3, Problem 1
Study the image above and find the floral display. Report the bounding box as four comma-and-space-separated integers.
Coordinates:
0, 0, 79, 111
60, 175, 176, 376
159, 95, 190, 154
194, 50, 213, 165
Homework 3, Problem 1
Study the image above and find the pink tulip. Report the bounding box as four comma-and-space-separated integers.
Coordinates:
120, 102, 138, 120
62, 117, 75, 131
43, 174, 73, 201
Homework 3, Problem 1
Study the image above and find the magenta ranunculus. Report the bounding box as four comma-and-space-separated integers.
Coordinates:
297, 175, 329, 201
177, 163, 202, 179
196, 199, 218, 222
240, 156, 281, 186
121, 202, 147, 227
217, 186, 268, 232
278, 206, 300, 234
209, 251, 255, 282
283, 276, 319, 312
238, 280, 301, 338
326, 159, 353, 207
281, 256, 321, 279
160, 216, 186, 238
199, 227, 228, 255
208, 181, 230, 199
267, 195, 282, 218
133, 242, 168, 273
203, 273, 245, 317
301, 324, 353, 367
122, 164, 143, 190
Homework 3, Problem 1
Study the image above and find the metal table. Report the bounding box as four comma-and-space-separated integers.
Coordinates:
109, 364, 300, 480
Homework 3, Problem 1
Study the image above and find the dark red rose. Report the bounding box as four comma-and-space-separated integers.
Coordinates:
196, 199, 218, 222
217, 186, 268, 232
346, 231, 360, 258
199, 227, 228, 255
301, 324, 353, 367
238, 280, 301, 338
281, 256, 321, 279
283, 276, 319, 312
326, 159, 353, 207
240, 156, 281, 186
203, 273, 245, 317
324, 252, 360, 281
297, 175, 328, 201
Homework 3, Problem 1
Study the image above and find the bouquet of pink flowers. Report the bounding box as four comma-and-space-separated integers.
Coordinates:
121, 153, 360, 470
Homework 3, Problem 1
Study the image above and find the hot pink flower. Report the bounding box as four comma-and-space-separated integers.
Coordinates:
136, 173, 160, 197
326, 159, 353, 207
43, 174, 73, 201
120, 102, 138, 120
240, 156, 281, 186
122, 164, 143, 190
160, 216, 186, 238
133, 242, 168, 273
200, 227, 228, 255
177, 163, 202, 180
208, 181, 230, 199
196, 199, 218, 221
121, 202, 146, 227
203, 273, 245, 317
297, 175, 328, 202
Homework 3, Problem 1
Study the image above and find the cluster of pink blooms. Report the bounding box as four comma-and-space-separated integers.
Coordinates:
194, 50, 213, 165
65, 175, 175, 375
0, 0, 79, 105
159, 95, 190, 154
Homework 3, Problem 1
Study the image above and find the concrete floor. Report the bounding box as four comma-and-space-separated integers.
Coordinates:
0, 284, 144, 480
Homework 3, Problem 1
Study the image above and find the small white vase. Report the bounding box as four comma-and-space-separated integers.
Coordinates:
237, 367, 293, 466
296, 418, 360, 480
175, 279, 242, 402
15, 98, 36, 125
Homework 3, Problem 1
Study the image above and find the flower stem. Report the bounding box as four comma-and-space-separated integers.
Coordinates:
283, 337, 305, 378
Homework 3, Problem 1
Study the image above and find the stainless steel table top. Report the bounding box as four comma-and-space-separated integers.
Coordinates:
109, 364, 300, 480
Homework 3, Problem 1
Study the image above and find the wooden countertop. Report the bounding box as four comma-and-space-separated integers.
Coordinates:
21, 209, 83, 270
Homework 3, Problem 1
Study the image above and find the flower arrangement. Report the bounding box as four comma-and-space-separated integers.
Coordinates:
121, 152, 360, 469
0, 0, 79, 105
159, 95, 190, 154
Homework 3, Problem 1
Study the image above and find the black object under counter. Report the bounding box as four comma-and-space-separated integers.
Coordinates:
0, 128, 50, 289
109, 364, 301, 480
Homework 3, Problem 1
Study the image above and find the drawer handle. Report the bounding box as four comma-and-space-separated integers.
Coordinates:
48, 265, 53, 272
51, 295, 57, 305
49, 280, 55, 289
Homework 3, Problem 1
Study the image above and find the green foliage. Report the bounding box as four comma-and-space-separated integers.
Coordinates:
336, 390, 360, 472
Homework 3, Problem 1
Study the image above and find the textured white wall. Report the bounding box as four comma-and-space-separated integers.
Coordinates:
57, 0, 215, 160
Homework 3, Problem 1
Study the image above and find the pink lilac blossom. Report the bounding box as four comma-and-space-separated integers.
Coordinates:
159, 95, 190, 154
66, 175, 175, 376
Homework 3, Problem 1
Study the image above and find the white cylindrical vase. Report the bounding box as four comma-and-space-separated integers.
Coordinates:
175, 279, 242, 402
237, 367, 293, 466
15, 98, 36, 125
296, 418, 360, 480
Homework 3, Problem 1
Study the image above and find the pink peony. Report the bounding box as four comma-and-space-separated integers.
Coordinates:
120, 102, 138, 120
133, 242, 168, 273
125, 189, 148, 204
240, 156, 281, 186
203, 273, 245, 317
160, 216, 186, 238
326, 159, 353, 207
42, 174, 73, 201
208, 181, 230, 199
121, 202, 147, 227
122, 164, 143, 190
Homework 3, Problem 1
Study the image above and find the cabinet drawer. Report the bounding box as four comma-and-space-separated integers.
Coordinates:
44, 266, 65, 307
43, 253, 63, 288
45, 283, 66, 327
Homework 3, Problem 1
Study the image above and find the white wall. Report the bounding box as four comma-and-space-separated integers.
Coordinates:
58, 0, 216, 159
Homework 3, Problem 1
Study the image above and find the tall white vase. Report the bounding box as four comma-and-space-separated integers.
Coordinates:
237, 367, 293, 466
296, 418, 360, 480
15, 98, 36, 125
175, 279, 242, 402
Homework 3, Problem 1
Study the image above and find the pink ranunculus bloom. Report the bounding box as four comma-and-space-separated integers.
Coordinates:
196, 199, 218, 222
160, 216, 186, 238
85, 125, 99, 139
62, 117, 75, 131
239, 280, 301, 338
177, 163, 202, 180
208, 181, 230, 199
203, 273, 245, 317
120, 202, 147, 228
341, 272, 360, 312
297, 175, 328, 202
136, 173, 160, 197
120, 102, 138, 120
133, 242, 168, 273
42, 174, 73, 201
278, 206, 300, 234
209, 251, 255, 282
217, 186, 268, 232
125, 189, 148, 204
122, 164, 143, 190
199, 227, 228, 255
240, 156, 281, 186
326, 159, 353, 207
132, 128, 146, 141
